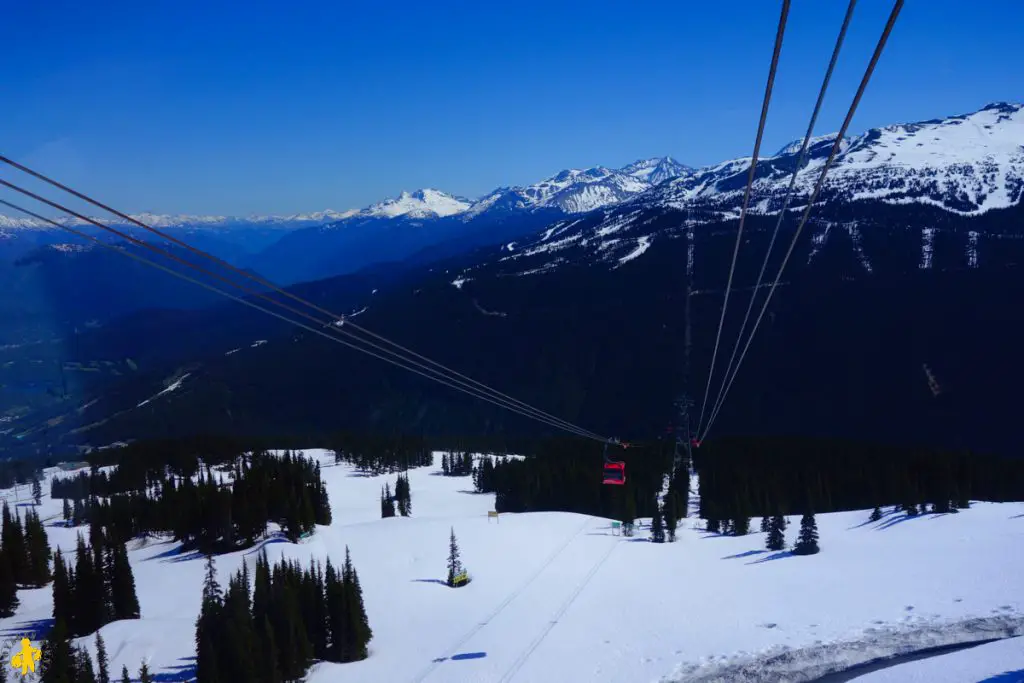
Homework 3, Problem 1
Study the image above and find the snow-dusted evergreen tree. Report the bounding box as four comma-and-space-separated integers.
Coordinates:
792, 513, 820, 556
649, 499, 665, 543
446, 527, 467, 587
766, 515, 786, 551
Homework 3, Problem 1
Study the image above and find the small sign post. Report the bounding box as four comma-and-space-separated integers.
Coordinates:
611, 521, 621, 536
487, 511, 499, 524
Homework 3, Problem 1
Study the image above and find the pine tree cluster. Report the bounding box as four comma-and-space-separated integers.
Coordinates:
330, 433, 433, 475
393, 473, 412, 517
63, 451, 331, 553
441, 452, 473, 477
52, 529, 140, 638
39, 622, 152, 683
195, 549, 372, 683
380, 482, 397, 518
0, 502, 52, 616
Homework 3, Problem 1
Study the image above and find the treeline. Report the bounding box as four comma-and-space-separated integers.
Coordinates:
0, 503, 52, 615
695, 436, 1024, 521
471, 438, 681, 523
329, 432, 433, 474
73, 451, 332, 553
196, 550, 371, 683
53, 530, 139, 638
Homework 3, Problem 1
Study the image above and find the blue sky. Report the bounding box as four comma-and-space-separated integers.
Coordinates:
3, 0, 1022, 216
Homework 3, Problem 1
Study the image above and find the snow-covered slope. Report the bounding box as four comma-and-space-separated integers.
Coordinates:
3, 452, 1021, 683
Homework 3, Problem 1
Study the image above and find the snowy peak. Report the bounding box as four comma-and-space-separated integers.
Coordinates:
467, 158, 690, 217
620, 156, 693, 185
362, 189, 471, 219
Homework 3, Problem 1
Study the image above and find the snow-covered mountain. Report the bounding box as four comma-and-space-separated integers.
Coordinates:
0, 209, 358, 231
361, 189, 472, 219
460, 102, 1024, 278
620, 156, 693, 185
647, 102, 1024, 217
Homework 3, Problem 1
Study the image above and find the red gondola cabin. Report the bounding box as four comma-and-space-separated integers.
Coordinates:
602, 460, 626, 485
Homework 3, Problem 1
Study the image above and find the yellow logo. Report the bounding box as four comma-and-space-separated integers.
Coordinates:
10, 638, 41, 677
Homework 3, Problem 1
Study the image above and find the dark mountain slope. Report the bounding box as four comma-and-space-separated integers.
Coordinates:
16, 199, 1020, 459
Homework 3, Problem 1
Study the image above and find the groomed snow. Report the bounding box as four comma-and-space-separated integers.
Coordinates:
1, 451, 1021, 683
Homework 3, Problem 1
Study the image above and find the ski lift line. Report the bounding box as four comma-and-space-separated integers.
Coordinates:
707, 0, 858, 431
0, 181, 606, 444
0, 156, 603, 443
695, 0, 791, 440
700, 0, 904, 443
0, 197, 607, 445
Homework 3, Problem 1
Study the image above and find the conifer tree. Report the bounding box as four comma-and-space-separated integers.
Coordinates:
52, 549, 72, 626
340, 547, 372, 661
25, 509, 52, 586
138, 661, 152, 683
109, 542, 140, 620
2, 503, 29, 585
96, 631, 110, 683
76, 646, 97, 683
446, 527, 465, 587
663, 494, 678, 542
121, 666, 130, 683
869, 506, 883, 522
760, 516, 771, 533
195, 555, 223, 683
63, 499, 72, 524
32, 476, 42, 505
732, 516, 750, 536
442, 453, 450, 476
0, 547, 18, 617
792, 513, 820, 556
40, 618, 74, 683
766, 515, 786, 551
706, 517, 720, 534
650, 499, 666, 543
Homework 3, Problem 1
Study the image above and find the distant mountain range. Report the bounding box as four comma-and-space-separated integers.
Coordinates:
1, 102, 1022, 459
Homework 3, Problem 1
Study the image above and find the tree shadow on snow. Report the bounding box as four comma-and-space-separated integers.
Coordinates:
1010, 513, 1024, 519
976, 669, 1024, 683
152, 657, 197, 683
746, 550, 793, 565
412, 578, 449, 586
456, 489, 482, 495
722, 549, 768, 560
1, 617, 53, 639
142, 542, 205, 563
876, 513, 934, 531
849, 508, 902, 530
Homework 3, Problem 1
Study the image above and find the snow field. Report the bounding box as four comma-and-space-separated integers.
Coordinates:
0, 451, 1020, 683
